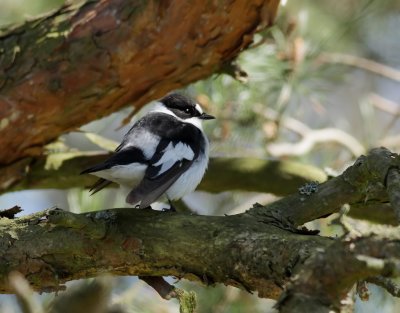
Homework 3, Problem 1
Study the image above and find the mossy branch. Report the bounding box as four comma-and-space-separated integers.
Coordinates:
4, 155, 327, 196
249, 147, 400, 226
0, 207, 327, 297
3, 148, 398, 224
0, 148, 400, 313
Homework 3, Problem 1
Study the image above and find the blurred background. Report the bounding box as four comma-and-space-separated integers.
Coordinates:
1, 0, 400, 312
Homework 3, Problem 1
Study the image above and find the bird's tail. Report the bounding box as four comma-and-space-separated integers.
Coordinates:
88, 178, 112, 195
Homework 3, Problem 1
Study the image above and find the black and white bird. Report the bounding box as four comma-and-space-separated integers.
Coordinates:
81, 93, 214, 209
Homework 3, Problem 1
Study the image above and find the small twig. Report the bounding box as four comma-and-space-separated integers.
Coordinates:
356, 280, 370, 301
257, 106, 311, 136
219, 61, 248, 83
369, 93, 400, 138
48, 276, 114, 313
367, 276, 400, 298
0, 205, 22, 219
267, 128, 366, 157
370, 93, 400, 115
139, 276, 197, 313
330, 204, 357, 237
259, 105, 366, 156
139, 276, 176, 300
319, 52, 400, 82
8, 271, 44, 313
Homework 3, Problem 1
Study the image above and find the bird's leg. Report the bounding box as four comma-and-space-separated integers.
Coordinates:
168, 199, 177, 212
162, 199, 176, 212
135, 204, 153, 210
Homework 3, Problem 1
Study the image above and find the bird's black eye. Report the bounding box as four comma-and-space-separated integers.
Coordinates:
185, 107, 193, 114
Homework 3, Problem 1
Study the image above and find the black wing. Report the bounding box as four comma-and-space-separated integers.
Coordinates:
80, 147, 148, 174
81, 112, 166, 178
126, 159, 192, 207
81, 147, 148, 194
125, 113, 205, 207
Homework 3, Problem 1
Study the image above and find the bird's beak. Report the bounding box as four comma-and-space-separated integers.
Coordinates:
199, 113, 215, 120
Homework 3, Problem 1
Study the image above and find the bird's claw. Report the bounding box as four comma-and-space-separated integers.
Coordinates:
162, 200, 176, 212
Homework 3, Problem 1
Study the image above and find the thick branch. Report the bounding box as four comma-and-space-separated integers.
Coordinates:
1, 148, 400, 312
0, 0, 279, 165
0, 206, 399, 312
0, 207, 328, 297
5, 155, 327, 196
249, 147, 400, 226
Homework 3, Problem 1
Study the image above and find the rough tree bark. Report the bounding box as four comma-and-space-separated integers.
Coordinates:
0, 0, 279, 191
0, 148, 400, 313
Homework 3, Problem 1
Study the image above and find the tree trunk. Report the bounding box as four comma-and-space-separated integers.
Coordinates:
0, 0, 279, 166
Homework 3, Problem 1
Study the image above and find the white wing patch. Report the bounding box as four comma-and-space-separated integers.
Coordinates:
154, 142, 194, 175
124, 129, 160, 159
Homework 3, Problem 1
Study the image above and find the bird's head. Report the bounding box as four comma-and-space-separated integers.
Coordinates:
157, 93, 215, 124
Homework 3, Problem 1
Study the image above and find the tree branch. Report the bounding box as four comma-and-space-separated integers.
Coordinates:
139, 276, 197, 313
318, 52, 400, 82
0, 207, 328, 297
249, 147, 400, 226
0, 0, 279, 166
1, 148, 400, 313
4, 155, 327, 196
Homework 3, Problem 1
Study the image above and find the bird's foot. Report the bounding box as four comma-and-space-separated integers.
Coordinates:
135, 204, 153, 210
162, 200, 176, 212
161, 206, 176, 212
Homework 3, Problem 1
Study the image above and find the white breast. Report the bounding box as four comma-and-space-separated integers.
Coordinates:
165, 136, 209, 200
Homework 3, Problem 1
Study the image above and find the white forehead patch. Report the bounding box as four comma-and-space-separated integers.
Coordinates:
195, 103, 203, 114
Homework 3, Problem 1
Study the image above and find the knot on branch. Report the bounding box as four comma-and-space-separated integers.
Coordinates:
0, 205, 22, 219
343, 147, 400, 188
366, 148, 400, 185
343, 147, 399, 188
366, 148, 400, 223
334, 147, 400, 224
45, 207, 107, 239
